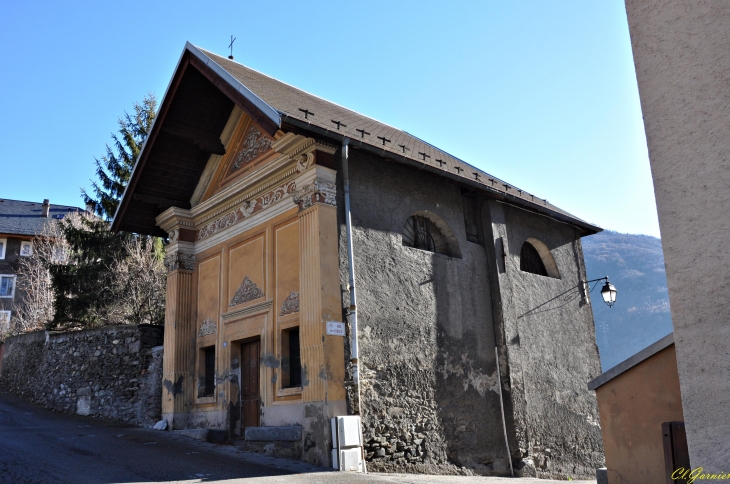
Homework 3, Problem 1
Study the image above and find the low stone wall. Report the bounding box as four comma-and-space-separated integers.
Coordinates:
0, 325, 163, 426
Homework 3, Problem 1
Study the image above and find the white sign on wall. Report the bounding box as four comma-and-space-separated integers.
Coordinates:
326, 321, 346, 336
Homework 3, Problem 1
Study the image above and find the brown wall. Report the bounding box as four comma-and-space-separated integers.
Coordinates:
595, 345, 683, 484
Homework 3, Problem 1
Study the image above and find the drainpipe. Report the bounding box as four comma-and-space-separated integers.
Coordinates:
342, 138, 360, 402
342, 138, 367, 473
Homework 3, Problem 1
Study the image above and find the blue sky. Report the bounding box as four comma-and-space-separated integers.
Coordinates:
0, 1, 659, 237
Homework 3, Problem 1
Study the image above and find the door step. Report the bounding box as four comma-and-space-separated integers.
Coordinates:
234, 425, 303, 459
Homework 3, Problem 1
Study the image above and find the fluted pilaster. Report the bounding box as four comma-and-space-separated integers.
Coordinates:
162, 247, 195, 428
296, 165, 346, 405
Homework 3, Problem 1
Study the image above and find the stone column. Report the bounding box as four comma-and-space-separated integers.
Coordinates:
161, 244, 195, 429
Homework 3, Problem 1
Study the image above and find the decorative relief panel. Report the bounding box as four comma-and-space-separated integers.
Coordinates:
279, 291, 300, 316
197, 181, 296, 240
295, 152, 314, 173
230, 125, 272, 173
164, 251, 195, 273
198, 318, 217, 337
229, 276, 264, 306
292, 181, 336, 210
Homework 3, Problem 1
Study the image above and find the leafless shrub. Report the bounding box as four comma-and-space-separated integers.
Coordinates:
111, 237, 166, 326
5, 213, 166, 339
8, 213, 83, 337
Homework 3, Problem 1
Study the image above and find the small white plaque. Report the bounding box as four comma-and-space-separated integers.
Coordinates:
326, 321, 346, 336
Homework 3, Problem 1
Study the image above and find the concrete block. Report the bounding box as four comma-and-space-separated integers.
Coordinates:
245, 425, 302, 442
76, 396, 91, 416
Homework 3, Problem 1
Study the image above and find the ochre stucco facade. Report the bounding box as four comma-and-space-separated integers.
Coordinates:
158, 108, 346, 466
594, 344, 683, 484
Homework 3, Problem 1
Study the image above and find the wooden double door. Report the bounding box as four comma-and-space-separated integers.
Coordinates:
241, 339, 260, 430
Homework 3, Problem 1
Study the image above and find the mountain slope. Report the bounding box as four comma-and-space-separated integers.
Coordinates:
582, 230, 673, 371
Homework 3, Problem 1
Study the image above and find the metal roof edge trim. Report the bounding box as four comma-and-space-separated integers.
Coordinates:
187, 43, 281, 128
281, 114, 602, 235
587, 332, 675, 391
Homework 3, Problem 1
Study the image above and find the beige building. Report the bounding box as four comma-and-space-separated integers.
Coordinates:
624, 0, 730, 472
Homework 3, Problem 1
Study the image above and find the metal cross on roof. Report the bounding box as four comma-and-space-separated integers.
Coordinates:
436, 159, 445, 167
418, 152, 430, 161
377, 136, 391, 146
399, 144, 410, 153
454, 166, 463, 174
356, 129, 370, 138
228, 35, 236, 59
298, 108, 314, 119
331, 120, 347, 130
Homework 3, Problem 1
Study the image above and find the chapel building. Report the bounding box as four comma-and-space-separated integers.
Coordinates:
113, 42, 605, 478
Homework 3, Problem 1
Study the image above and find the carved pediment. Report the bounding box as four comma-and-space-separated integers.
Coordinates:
229, 276, 264, 306
279, 291, 300, 316
198, 318, 217, 337
228, 125, 272, 175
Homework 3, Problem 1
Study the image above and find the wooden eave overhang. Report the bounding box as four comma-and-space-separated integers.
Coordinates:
111, 43, 281, 236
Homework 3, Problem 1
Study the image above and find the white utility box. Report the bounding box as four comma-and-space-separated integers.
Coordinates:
331, 416, 364, 472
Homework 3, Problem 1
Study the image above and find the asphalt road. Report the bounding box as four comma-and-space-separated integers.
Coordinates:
0, 390, 595, 484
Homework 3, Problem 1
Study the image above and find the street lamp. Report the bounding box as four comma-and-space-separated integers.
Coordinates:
600, 279, 617, 308
585, 276, 618, 308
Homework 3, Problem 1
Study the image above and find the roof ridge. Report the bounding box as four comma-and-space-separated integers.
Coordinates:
190, 45, 598, 233
200, 48, 524, 192
0, 198, 81, 208
199, 48, 404, 133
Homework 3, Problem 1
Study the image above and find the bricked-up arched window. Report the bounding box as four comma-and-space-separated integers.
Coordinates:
519, 238, 561, 279
402, 212, 461, 258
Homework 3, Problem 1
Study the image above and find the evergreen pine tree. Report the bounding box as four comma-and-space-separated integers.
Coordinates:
82, 94, 157, 220
45, 94, 166, 331
48, 216, 128, 330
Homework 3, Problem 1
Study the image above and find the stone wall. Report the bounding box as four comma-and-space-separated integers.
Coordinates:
487, 201, 604, 478
335, 148, 604, 478
337, 149, 507, 475
0, 325, 163, 426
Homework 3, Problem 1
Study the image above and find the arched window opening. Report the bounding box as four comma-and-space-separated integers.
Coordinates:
402, 212, 461, 258
520, 242, 548, 276
519, 238, 561, 279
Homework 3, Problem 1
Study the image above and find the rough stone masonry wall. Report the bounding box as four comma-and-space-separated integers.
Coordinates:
0, 325, 163, 426
488, 201, 604, 478
337, 150, 509, 476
